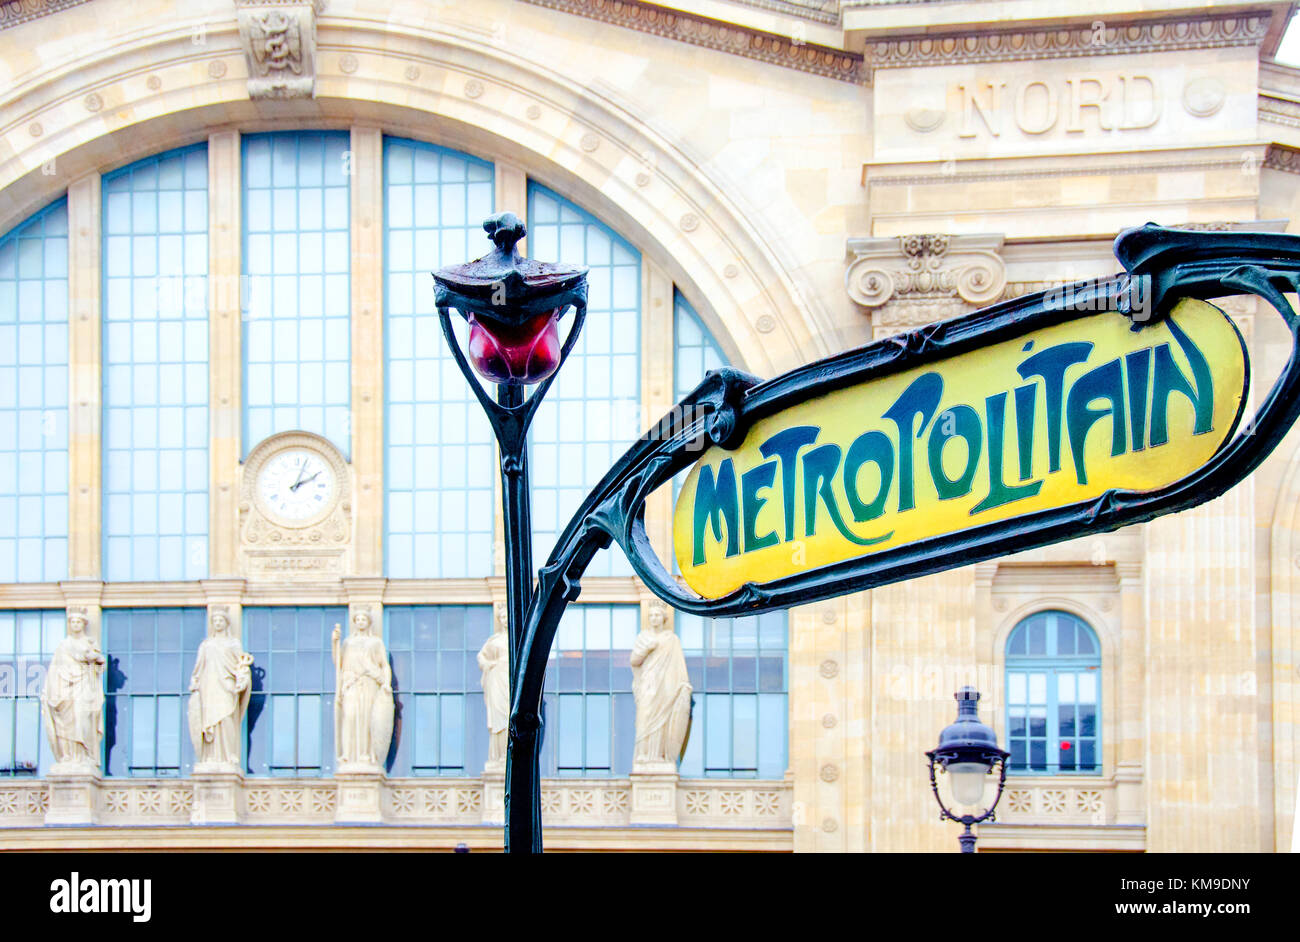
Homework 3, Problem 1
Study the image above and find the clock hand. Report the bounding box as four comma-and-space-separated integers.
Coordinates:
291, 471, 322, 492
289, 461, 308, 492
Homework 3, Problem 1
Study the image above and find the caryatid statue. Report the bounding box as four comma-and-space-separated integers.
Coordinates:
41, 608, 105, 772
332, 609, 394, 772
188, 608, 254, 771
630, 603, 694, 769
477, 605, 509, 769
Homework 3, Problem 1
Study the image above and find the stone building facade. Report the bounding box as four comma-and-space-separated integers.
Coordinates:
0, 0, 1297, 851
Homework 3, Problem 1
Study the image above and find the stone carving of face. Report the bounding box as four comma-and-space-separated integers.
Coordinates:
67, 613, 88, 635
211, 613, 229, 635
354, 612, 371, 633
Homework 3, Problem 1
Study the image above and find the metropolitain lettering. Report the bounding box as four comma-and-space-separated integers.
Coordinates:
691, 315, 1214, 568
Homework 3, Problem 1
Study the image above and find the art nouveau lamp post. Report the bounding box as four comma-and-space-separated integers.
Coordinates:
433, 212, 588, 853
926, 687, 1010, 853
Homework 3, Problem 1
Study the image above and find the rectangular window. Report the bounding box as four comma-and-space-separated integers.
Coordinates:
541, 604, 638, 777
102, 147, 209, 581
242, 132, 351, 455
103, 607, 206, 777
678, 610, 788, 779
0, 610, 63, 776
385, 605, 491, 776
244, 606, 346, 776
383, 139, 495, 578
0, 202, 68, 583
526, 186, 640, 578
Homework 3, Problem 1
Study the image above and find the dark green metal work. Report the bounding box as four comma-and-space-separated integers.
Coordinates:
436, 220, 1300, 853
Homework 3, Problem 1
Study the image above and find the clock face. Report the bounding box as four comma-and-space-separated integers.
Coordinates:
257, 448, 337, 524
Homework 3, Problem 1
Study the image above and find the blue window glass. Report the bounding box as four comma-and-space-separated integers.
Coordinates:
384, 138, 495, 578
242, 132, 350, 455
0, 200, 68, 583
526, 186, 640, 577
541, 604, 638, 777
0, 610, 64, 776
102, 607, 206, 777
1005, 610, 1101, 774
677, 610, 787, 778
102, 146, 209, 581
244, 606, 346, 776
385, 605, 491, 776
673, 291, 726, 401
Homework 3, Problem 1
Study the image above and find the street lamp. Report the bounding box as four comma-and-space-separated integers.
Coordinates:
434, 212, 588, 853
926, 686, 1009, 853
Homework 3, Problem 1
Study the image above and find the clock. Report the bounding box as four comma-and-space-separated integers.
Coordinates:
253, 442, 339, 528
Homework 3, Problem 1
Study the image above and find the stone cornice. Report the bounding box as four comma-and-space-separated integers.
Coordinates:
866, 11, 1271, 69
726, 0, 840, 25
518, 0, 867, 84
0, 0, 93, 30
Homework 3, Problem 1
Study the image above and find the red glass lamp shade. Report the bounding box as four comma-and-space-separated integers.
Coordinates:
466, 308, 563, 385
433, 212, 588, 388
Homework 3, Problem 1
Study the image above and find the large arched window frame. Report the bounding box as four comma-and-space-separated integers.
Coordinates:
1005, 609, 1102, 775
0, 126, 789, 787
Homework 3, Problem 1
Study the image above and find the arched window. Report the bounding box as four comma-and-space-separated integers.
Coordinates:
0, 199, 68, 583
1005, 610, 1101, 774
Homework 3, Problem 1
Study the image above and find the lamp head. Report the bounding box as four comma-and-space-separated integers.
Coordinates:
433, 212, 588, 385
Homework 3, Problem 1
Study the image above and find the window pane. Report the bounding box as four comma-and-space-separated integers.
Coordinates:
245, 606, 347, 777
102, 148, 208, 581
383, 138, 494, 578
385, 605, 490, 776
102, 608, 205, 777
0, 202, 69, 583
242, 133, 350, 455
527, 186, 640, 578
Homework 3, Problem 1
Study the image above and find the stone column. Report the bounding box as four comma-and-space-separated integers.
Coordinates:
1145, 485, 1260, 851
208, 131, 242, 576
349, 127, 384, 576
66, 172, 101, 581
1115, 561, 1145, 826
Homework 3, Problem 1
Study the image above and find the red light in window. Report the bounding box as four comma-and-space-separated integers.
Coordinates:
1060, 742, 1072, 750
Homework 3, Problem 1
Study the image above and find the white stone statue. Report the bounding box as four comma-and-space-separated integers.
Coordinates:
187, 609, 254, 772
332, 610, 394, 772
41, 609, 105, 772
477, 605, 510, 770
630, 603, 693, 769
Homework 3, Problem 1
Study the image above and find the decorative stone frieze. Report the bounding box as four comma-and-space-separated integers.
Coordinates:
846, 233, 1006, 324
865, 13, 1270, 70
2, 777, 793, 830
236, 0, 324, 100
519, 0, 867, 84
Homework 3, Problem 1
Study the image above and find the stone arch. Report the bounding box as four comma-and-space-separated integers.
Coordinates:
0, 12, 829, 377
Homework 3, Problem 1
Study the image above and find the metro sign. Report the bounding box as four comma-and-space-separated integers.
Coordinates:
674, 299, 1244, 598
602, 224, 1300, 617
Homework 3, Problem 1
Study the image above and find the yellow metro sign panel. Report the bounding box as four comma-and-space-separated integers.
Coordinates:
673, 299, 1246, 599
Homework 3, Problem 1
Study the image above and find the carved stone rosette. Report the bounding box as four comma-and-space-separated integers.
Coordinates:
846, 232, 1006, 333
239, 431, 352, 581
236, 0, 324, 100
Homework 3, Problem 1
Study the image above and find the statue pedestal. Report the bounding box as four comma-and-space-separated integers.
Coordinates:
629, 764, 679, 826
481, 761, 505, 825
334, 767, 385, 824
190, 766, 243, 825
45, 766, 99, 826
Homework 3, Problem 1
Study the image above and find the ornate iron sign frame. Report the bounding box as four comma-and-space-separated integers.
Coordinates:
438, 222, 1300, 852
